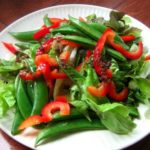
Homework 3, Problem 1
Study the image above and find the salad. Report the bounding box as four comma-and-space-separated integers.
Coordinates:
0, 11, 150, 146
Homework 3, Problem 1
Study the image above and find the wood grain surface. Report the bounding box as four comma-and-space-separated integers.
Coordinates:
0, 0, 150, 150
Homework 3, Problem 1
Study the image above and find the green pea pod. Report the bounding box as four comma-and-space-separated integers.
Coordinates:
15, 42, 34, 50
69, 16, 101, 40
11, 108, 24, 135
106, 48, 127, 62
27, 81, 34, 104
17, 78, 32, 119
35, 118, 105, 146
31, 78, 48, 115
43, 14, 52, 27
10, 30, 38, 41
51, 25, 86, 36
88, 22, 129, 49
53, 108, 83, 122
88, 22, 106, 33
63, 35, 96, 48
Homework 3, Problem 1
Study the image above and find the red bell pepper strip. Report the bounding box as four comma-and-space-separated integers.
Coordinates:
60, 39, 81, 48
93, 29, 113, 78
121, 35, 135, 42
41, 101, 70, 121
107, 31, 143, 60
2, 42, 17, 54
18, 115, 48, 130
108, 81, 128, 101
87, 81, 109, 97
49, 18, 68, 24
18, 96, 70, 130
35, 54, 58, 67
59, 50, 70, 62
33, 22, 60, 40
55, 95, 68, 103
50, 69, 67, 79
144, 54, 150, 61
19, 70, 35, 80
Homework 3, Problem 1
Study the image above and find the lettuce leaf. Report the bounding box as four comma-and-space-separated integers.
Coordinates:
62, 63, 136, 134
0, 77, 16, 117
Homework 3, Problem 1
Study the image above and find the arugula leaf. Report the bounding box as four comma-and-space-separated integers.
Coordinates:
122, 27, 142, 38
106, 11, 127, 32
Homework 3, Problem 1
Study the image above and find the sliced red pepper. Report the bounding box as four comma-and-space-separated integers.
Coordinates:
18, 96, 70, 130
50, 69, 67, 79
60, 39, 81, 48
121, 35, 135, 42
79, 17, 85, 22
55, 95, 68, 103
59, 50, 70, 62
43, 38, 54, 52
2, 42, 17, 54
107, 31, 143, 60
87, 81, 109, 97
19, 70, 35, 80
35, 54, 58, 67
108, 81, 128, 101
93, 29, 112, 78
33, 23, 60, 40
41, 101, 70, 121
18, 115, 48, 130
144, 54, 150, 61
49, 18, 68, 24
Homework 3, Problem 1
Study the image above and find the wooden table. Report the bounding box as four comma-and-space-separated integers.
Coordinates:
0, 0, 150, 150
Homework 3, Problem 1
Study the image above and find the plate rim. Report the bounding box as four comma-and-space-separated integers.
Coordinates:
0, 4, 150, 150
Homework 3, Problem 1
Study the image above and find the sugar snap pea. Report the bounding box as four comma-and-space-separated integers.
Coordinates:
31, 78, 49, 115
43, 14, 52, 27
106, 48, 127, 62
35, 118, 105, 145
63, 35, 96, 48
69, 16, 101, 40
17, 78, 32, 119
15, 42, 34, 50
10, 30, 38, 41
11, 108, 24, 135
51, 25, 86, 36
27, 81, 34, 104
88, 22, 129, 49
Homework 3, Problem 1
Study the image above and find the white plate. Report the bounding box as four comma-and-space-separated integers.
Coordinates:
0, 4, 150, 150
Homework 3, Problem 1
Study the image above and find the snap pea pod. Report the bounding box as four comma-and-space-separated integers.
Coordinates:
11, 76, 24, 135
17, 78, 32, 119
69, 17, 129, 49
51, 25, 86, 36
88, 22, 129, 49
69, 16, 101, 40
10, 30, 38, 41
53, 108, 83, 122
11, 109, 24, 135
43, 14, 52, 27
35, 118, 105, 145
31, 78, 49, 115
63, 35, 96, 48
15, 42, 34, 50
27, 81, 34, 104
106, 48, 127, 62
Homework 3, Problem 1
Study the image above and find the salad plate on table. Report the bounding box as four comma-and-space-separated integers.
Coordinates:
0, 4, 150, 150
